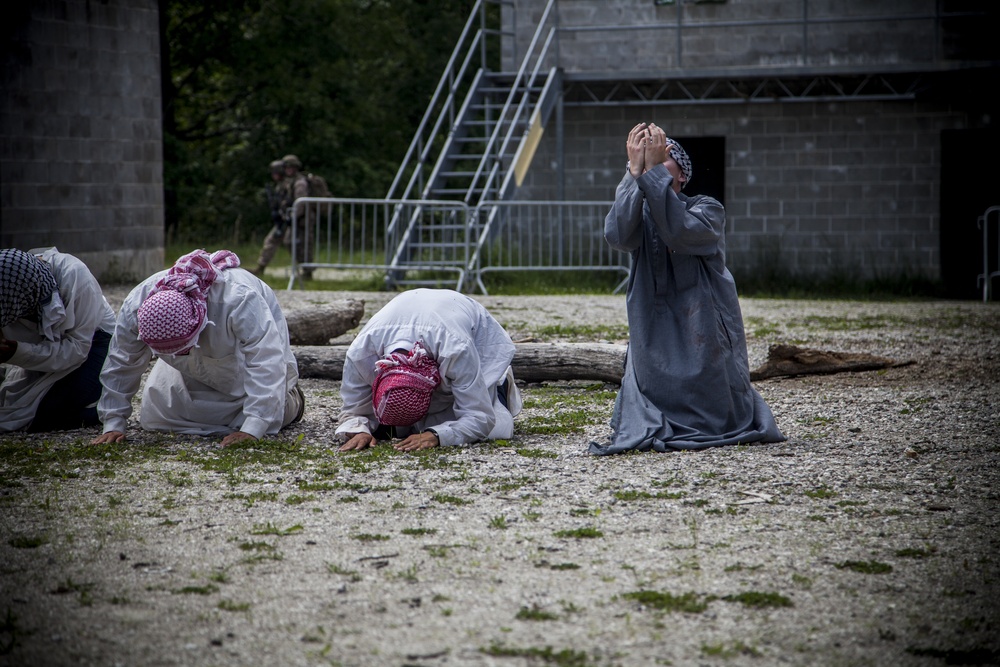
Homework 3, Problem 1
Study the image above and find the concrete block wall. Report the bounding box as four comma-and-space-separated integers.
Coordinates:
518, 99, 967, 280
0, 0, 164, 283
505, 0, 941, 75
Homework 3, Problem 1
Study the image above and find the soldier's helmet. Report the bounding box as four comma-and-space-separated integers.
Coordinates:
269, 159, 285, 174
282, 154, 303, 170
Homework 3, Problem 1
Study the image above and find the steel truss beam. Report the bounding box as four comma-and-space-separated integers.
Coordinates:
562, 72, 930, 106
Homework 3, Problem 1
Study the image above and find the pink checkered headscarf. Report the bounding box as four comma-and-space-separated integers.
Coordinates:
372, 342, 442, 426
137, 249, 240, 355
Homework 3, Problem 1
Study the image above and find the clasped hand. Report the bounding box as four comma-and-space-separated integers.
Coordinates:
627, 122, 672, 179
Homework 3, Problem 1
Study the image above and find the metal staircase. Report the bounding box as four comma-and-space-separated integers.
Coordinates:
383, 0, 560, 290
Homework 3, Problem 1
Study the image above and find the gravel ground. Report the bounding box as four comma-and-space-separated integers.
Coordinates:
1, 289, 998, 667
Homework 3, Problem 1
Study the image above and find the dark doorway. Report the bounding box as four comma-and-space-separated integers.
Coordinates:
941, 128, 1000, 299
679, 136, 726, 205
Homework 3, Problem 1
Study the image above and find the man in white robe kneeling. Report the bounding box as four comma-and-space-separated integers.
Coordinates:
92, 249, 303, 447
336, 288, 521, 452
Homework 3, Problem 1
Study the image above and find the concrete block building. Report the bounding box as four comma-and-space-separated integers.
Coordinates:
1, 0, 164, 283
500, 0, 999, 297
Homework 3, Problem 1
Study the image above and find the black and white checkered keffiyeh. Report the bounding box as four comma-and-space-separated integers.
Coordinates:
0, 249, 58, 328
665, 137, 693, 190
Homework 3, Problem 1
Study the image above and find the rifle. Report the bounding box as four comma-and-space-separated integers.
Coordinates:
265, 183, 288, 232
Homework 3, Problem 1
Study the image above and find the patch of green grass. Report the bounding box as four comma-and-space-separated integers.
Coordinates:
217, 600, 251, 612
791, 573, 813, 588
515, 447, 558, 459
224, 490, 279, 507
431, 493, 472, 506
164, 471, 193, 487
284, 494, 315, 505
895, 547, 933, 559
622, 590, 708, 613
535, 323, 630, 340
173, 584, 219, 596
326, 563, 361, 581
208, 571, 230, 584
489, 515, 509, 530
724, 563, 763, 573
569, 508, 600, 517
482, 268, 625, 296
0, 438, 142, 480
518, 410, 594, 436
804, 487, 838, 499
482, 476, 538, 492
614, 489, 685, 501
835, 559, 893, 574
722, 591, 793, 608
251, 522, 303, 536
424, 545, 450, 558
553, 527, 603, 539
480, 642, 597, 666
177, 438, 324, 477
352, 533, 390, 542
701, 641, 761, 658
744, 316, 781, 338
401, 527, 437, 536
791, 313, 914, 332
517, 384, 616, 436
239, 541, 277, 553
516, 606, 559, 621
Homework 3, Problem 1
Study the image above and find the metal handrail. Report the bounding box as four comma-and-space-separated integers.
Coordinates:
977, 205, 1000, 302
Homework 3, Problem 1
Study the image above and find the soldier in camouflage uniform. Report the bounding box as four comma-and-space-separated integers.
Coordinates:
281, 154, 314, 280
251, 159, 291, 277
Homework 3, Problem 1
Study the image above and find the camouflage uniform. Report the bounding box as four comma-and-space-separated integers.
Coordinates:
282, 154, 314, 280
253, 160, 291, 275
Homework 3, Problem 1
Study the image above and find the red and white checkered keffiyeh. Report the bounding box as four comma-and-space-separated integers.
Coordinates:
137, 249, 240, 356
372, 342, 441, 426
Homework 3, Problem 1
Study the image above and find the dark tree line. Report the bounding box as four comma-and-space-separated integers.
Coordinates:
162, 0, 479, 243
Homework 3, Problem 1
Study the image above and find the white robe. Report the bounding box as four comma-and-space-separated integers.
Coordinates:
98, 268, 299, 439
336, 289, 521, 446
0, 248, 117, 431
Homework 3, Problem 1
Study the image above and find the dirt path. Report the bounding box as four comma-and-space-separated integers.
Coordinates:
1, 293, 998, 667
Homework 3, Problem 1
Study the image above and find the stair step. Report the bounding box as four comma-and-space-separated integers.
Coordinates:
430, 188, 492, 195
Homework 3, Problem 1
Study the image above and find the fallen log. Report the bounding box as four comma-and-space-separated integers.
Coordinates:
295, 340, 912, 384
750, 343, 913, 381
285, 299, 365, 346
293, 342, 629, 383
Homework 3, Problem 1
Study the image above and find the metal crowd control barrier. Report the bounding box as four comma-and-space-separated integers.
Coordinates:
977, 205, 1000, 302
470, 200, 628, 295
287, 197, 627, 293
288, 198, 472, 291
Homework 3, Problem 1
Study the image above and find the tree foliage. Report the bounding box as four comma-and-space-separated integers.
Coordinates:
163, 0, 478, 243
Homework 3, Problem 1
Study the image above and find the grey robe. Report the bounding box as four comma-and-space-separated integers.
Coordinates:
590, 165, 785, 455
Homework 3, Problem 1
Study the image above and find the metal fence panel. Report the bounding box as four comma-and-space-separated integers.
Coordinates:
287, 198, 628, 293
470, 200, 627, 294
288, 198, 472, 290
